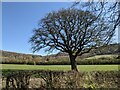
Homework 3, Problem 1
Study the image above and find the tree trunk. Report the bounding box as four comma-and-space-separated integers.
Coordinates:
69, 55, 78, 71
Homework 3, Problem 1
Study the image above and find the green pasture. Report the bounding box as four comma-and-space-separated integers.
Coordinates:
1, 64, 119, 71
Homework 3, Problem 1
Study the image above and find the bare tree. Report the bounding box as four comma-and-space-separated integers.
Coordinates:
72, 1, 120, 41
29, 8, 113, 71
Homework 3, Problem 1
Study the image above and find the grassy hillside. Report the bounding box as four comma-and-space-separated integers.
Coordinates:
1, 50, 42, 61
52, 43, 120, 58
1, 43, 120, 65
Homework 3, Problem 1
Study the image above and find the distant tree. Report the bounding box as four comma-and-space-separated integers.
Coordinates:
29, 8, 113, 71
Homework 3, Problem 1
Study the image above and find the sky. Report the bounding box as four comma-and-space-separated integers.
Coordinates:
2, 2, 119, 56
2, 2, 73, 56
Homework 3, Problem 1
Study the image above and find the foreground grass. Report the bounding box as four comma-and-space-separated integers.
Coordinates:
1, 64, 119, 71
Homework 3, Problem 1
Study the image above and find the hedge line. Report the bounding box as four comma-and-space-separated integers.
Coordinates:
2, 58, 120, 65
2, 70, 120, 89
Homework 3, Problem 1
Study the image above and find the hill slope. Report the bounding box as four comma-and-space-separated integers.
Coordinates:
50, 43, 119, 58
1, 50, 42, 61
1, 43, 120, 65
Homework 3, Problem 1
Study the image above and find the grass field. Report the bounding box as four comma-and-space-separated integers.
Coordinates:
1, 64, 119, 71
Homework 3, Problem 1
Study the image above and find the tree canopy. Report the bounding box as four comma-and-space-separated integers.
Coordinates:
72, 1, 120, 40
29, 8, 113, 71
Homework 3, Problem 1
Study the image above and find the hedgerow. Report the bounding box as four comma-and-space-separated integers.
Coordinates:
2, 70, 119, 89
1, 56, 120, 65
